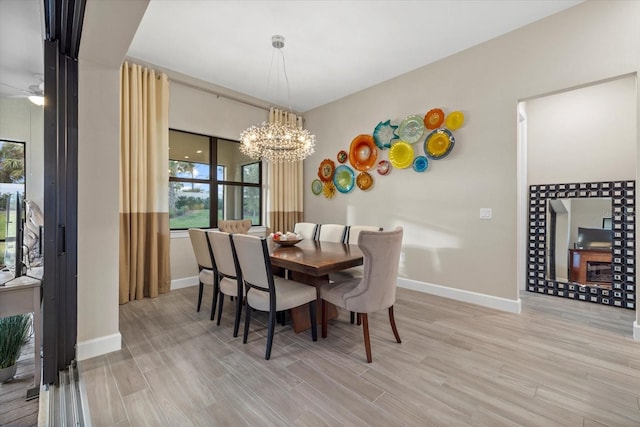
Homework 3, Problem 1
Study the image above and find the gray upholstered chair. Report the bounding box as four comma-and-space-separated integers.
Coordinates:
230, 234, 318, 360
317, 223, 347, 243
206, 230, 244, 337
293, 222, 318, 240
188, 229, 217, 320
320, 227, 403, 363
218, 219, 252, 234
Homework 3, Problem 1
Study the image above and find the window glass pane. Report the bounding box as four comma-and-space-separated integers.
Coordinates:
218, 184, 245, 221
169, 183, 210, 229
243, 187, 260, 225
217, 139, 254, 182
242, 163, 260, 184
0, 140, 25, 268
169, 130, 210, 179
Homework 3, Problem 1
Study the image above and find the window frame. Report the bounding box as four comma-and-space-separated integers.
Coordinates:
169, 128, 262, 230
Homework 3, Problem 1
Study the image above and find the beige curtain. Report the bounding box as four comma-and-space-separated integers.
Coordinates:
267, 108, 305, 233
119, 61, 171, 304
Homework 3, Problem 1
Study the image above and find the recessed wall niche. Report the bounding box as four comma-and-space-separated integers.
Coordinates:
527, 180, 635, 309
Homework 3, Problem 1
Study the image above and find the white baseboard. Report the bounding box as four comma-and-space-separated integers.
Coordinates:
398, 278, 522, 314
634, 321, 640, 341
76, 332, 121, 361
171, 276, 199, 290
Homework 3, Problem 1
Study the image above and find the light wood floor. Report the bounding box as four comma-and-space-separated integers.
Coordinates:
74, 286, 640, 426
0, 337, 38, 426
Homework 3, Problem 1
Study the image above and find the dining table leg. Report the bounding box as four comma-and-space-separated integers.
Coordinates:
289, 271, 338, 333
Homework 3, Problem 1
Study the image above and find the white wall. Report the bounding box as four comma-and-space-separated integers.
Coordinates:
527, 75, 636, 185
302, 1, 640, 309
0, 97, 44, 208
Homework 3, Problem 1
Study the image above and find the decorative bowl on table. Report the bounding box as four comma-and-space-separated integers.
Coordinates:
270, 232, 303, 247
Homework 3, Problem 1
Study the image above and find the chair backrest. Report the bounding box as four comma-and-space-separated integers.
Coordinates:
343, 227, 403, 313
218, 219, 252, 234
206, 231, 237, 279
317, 224, 347, 243
188, 228, 214, 270
293, 222, 318, 240
230, 234, 273, 293
346, 225, 382, 245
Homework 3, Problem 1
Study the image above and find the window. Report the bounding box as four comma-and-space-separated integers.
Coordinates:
169, 130, 262, 229
0, 140, 25, 267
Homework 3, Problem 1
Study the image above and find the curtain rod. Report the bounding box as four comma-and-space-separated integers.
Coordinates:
168, 78, 270, 112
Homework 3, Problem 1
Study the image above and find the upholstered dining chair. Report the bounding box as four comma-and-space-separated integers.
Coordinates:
320, 227, 403, 363
317, 223, 347, 243
206, 230, 244, 337
230, 234, 318, 360
293, 222, 318, 240
188, 229, 217, 320
218, 219, 252, 234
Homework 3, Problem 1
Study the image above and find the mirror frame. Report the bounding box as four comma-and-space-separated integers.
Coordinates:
527, 180, 635, 309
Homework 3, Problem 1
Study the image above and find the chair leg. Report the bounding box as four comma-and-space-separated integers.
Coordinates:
360, 313, 372, 363
265, 309, 276, 360
216, 293, 225, 326
309, 301, 318, 342
210, 281, 219, 321
243, 306, 252, 344
350, 311, 355, 324
321, 300, 328, 339
233, 295, 243, 337
388, 306, 401, 343
197, 282, 204, 312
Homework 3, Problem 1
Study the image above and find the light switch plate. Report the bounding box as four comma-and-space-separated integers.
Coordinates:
479, 208, 492, 219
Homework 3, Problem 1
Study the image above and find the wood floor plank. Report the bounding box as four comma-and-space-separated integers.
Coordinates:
69, 287, 640, 427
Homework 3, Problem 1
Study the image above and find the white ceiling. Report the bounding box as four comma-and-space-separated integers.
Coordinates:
0, 0, 583, 111
128, 0, 583, 112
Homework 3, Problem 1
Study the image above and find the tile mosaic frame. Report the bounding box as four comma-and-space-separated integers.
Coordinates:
527, 181, 636, 309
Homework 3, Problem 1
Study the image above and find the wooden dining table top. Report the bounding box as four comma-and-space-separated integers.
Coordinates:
268, 239, 363, 277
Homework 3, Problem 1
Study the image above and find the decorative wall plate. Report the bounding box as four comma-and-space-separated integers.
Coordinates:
333, 165, 355, 193
372, 120, 398, 149
445, 111, 465, 130
311, 179, 323, 195
388, 141, 414, 169
349, 135, 378, 171
356, 172, 374, 191
323, 181, 336, 199
424, 108, 445, 129
377, 160, 391, 176
424, 128, 455, 159
412, 156, 429, 172
337, 150, 348, 163
318, 159, 336, 182
397, 115, 425, 144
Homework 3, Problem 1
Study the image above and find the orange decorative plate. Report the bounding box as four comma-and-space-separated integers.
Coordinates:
317, 159, 336, 182
424, 108, 444, 129
424, 129, 455, 159
349, 135, 378, 171
356, 172, 374, 191
388, 141, 414, 169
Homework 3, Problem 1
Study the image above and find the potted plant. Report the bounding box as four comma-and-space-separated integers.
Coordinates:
0, 314, 32, 383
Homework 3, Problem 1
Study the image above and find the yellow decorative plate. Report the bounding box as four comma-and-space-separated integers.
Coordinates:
388, 141, 414, 169
445, 111, 465, 130
424, 129, 455, 159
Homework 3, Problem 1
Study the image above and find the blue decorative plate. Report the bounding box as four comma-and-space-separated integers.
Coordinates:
311, 179, 323, 195
413, 156, 428, 172
333, 165, 355, 193
373, 120, 398, 149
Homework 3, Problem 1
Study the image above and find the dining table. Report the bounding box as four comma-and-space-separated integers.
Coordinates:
268, 238, 363, 333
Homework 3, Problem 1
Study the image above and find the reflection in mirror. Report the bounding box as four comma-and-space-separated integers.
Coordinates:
546, 198, 612, 287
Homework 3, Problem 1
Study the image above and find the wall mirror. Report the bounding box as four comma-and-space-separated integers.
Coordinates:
528, 181, 635, 309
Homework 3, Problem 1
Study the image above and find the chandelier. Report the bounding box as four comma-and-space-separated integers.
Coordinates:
240, 36, 316, 163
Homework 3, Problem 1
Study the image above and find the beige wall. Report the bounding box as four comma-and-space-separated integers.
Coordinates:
302, 1, 640, 304
527, 75, 636, 185
0, 97, 44, 208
